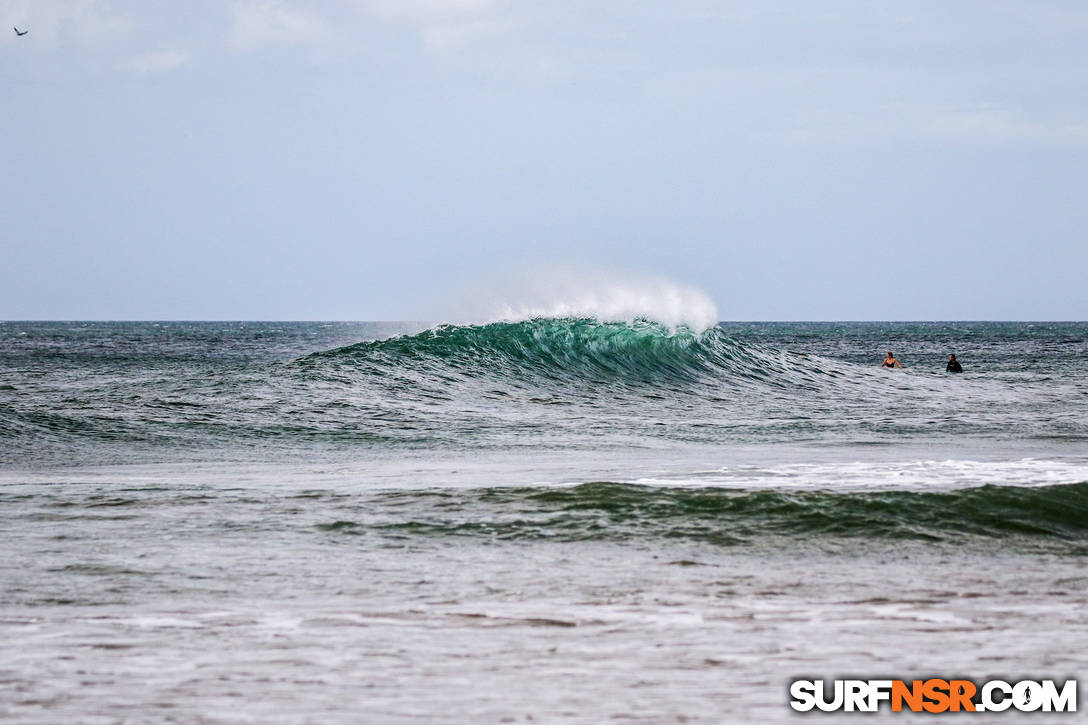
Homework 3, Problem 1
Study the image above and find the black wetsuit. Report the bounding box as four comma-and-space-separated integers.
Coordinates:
946, 359, 963, 373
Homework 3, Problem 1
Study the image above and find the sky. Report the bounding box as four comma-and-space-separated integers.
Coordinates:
2, 0, 1087, 321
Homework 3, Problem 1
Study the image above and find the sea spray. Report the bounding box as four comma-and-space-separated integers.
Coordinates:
443, 266, 720, 332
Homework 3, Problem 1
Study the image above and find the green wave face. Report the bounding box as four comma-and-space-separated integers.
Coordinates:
316, 481, 1088, 546
304, 318, 805, 388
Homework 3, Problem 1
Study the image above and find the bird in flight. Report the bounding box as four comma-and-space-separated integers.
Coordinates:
14, 27, 28, 36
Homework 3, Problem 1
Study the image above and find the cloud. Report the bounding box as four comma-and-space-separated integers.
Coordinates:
777, 104, 1088, 147
230, 1, 331, 50
0, 0, 132, 49
121, 49, 187, 74
419, 18, 512, 55
362, 0, 497, 24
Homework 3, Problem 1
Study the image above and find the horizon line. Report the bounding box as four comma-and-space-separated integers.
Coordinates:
2, 319, 1086, 324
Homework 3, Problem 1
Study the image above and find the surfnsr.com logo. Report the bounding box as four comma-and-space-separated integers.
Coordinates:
789, 679, 1077, 713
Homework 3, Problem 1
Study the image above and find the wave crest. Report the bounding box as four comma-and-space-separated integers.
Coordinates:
447, 268, 719, 332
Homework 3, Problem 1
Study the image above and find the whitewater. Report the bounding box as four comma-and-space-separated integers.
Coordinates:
2, 286, 1087, 722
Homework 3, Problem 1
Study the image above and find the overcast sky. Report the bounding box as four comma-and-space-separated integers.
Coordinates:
2, 0, 1086, 320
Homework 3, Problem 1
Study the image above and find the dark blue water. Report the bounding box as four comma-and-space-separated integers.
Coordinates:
2, 320, 1085, 466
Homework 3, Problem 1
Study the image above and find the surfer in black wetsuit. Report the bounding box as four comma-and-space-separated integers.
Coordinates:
946, 354, 963, 373
881, 351, 903, 369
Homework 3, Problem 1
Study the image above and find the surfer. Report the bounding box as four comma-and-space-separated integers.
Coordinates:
881, 351, 903, 369
946, 354, 963, 373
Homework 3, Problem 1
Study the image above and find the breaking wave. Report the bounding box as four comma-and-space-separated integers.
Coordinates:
306, 318, 832, 389
317, 480, 1088, 546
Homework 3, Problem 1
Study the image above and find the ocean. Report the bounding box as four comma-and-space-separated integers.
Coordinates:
2, 318, 1087, 722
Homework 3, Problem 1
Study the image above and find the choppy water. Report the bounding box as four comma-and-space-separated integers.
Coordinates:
2, 320, 1087, 722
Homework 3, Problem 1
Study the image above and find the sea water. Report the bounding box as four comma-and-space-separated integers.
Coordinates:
2, 317, 1087, 722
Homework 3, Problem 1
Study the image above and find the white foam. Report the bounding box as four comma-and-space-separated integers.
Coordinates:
632, 458, 1088, 492
449, 265, 720, 332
